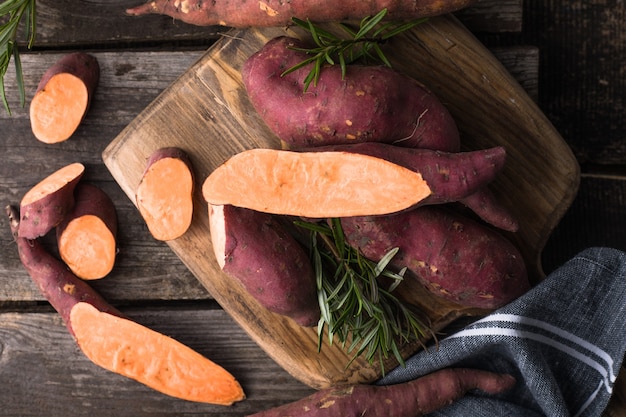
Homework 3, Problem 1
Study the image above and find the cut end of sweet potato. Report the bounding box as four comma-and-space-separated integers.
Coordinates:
58, 215, 116, 280
19, 162, 85, 239
136, 149, 194, 241
70, 302, 245, 405
202, 149, 431, 218
30, 73, 90, 144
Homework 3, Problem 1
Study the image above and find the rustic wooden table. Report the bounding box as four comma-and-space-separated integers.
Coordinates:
1, 1, 625, 416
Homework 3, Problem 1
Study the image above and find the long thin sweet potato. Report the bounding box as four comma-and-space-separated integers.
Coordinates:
340, 206, 530, 309
56, 183, 118, 280
7, 205, 245, 405
209, 204, 319, 326
248, 367, 515, 417
203, 148, 432, 218
126, 0, 477, 28
243, 36, 461, 152
136, 147, 195, 241
19, 162, 85, 239
30, 52, 100, 144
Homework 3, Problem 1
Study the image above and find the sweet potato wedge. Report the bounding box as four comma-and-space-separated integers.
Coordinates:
209, 204, 319, 326
340, 206, 530, 309
242, 36, 460, 152
126, 0, 477, 28
56, 183, 118, 280
7, 205, 245, 405
136, 147, 195, 241
30, 52, 100, 144
18, 162, 85, 239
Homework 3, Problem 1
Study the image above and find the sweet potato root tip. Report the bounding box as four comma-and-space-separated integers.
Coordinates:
125, 0, 477, 28
30, 53, 99, 144
136, 147, 194, 241
202, 148, 431, 218
57, 183, 118, 280
70, 302, 245, 405
248, 367, 515, 416
19, 162, 85, 239
7, 205, 121, 336
209, 204, 320, 326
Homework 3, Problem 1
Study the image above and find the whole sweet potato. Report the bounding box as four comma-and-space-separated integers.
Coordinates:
243, 36, 460, 152
340, 206, 530, 309
209, 204, 320, 326
126, 1, 477, 28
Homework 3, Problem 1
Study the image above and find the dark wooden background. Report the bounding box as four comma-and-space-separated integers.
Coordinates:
1, 0, 625, 415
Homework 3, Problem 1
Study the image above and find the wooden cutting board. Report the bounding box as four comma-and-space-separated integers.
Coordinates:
102, 14, 580, 390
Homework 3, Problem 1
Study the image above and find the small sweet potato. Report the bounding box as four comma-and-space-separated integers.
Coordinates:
209, 204, 319, 326
18, 162, 85, 239
56, 183, 118, 280
126, 0, 477, 28
7, 205, 245, 405
340, 206, 530, 309
30, 52, 100, 144
243, 36, 460, 152
248, 367, 515, 417
136, 147, 195, 241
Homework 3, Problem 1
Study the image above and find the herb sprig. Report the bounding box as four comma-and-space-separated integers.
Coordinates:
283, 9, 427, 91
296, 218, 434, 374
1, 0, 37, 115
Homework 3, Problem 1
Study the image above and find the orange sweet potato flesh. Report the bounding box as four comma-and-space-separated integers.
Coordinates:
248, 367, 515, 417
30, 52, 100, 144
125, 0, 477, 28
19, 162, 85, 239
136, 147, 194, 241
7, 205, 245, 405
56, 183, 118, 280
71, 302, 245, 405
203, 148, 431, 218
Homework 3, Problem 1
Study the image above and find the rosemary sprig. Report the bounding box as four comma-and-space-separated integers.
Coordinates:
1, 0, 37, 115
283, 8, 427, 91
296, 218, 434, 375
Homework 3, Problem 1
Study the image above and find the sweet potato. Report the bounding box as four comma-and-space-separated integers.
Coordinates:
242, 36, 460, 152
7, 205, 245, 405
203, 148, 431, 218
30, 52, 100, 144
340, 206, 530, 309
56, 183, 118, 280
136, 147, 195, 241
203, 146, 506, 218
125, 0, 477, 28
248, 367, 515, 417
209, 204, 319, 326
18, 162, 85, 239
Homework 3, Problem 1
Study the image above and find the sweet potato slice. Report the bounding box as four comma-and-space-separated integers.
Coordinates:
57, 183, 118, 280
136, 147, 194, 241
7, 205, 245, 405
19, 162, 85, 239
30, 52, 100, 144
203, 148, 431, 218
209, 204, 319, 326
70, 302, 245, 405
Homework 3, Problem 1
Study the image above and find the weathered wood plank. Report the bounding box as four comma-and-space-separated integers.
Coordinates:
22, 0, 522, 49
0, 307, 314, 416
0, 45, 538, 304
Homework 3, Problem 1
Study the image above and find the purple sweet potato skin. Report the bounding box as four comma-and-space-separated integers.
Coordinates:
56, 183, 118, 241
340, 206, 529, 309
307, 142, 507, 208
242, 36, 460, 152
36, 52, 99, 102
210, 204, 319, 326
247, 367, 515, 417
7, 205, 121, 337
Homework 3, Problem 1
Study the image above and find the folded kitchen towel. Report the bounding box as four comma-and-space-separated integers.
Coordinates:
377, 247, 626, 417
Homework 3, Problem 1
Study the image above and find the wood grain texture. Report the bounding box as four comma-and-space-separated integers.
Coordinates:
102, 15, 577, 389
